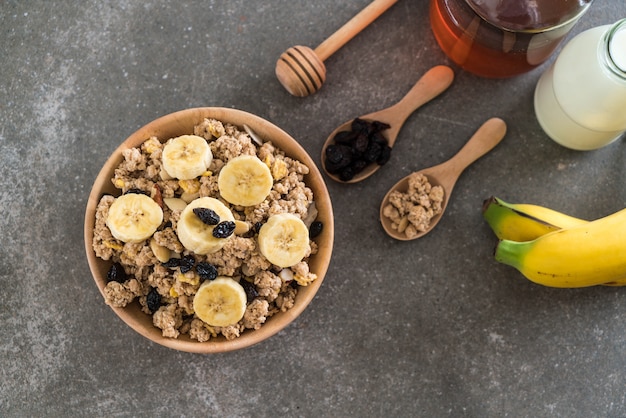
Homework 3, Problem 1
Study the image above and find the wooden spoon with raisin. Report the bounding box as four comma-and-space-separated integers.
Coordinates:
380, 117, 507, 241
321, 65, 454, 184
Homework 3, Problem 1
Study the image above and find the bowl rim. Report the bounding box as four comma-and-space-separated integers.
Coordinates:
83, 107, 334, 353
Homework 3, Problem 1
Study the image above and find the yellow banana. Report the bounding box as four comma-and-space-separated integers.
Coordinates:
494, 207, 626, 288
482, 196, 587, 241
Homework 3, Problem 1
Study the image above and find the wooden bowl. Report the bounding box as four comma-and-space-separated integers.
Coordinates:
84, 107, 334, 353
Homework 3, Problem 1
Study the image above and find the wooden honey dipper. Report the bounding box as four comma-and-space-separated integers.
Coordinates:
275, 0, 398, 97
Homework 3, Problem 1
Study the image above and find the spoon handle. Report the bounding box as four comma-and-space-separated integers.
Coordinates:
315, 0, 399, 61
386, 65, 455, 127
441, 117, 507, 179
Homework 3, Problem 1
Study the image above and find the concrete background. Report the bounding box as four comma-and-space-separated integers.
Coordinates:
2, 0, 626, 416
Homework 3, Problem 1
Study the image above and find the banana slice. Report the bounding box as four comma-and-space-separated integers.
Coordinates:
193, 277, 247, 327
218, 155, 273, 206
177, 197, 235, 254
162, 135, 212, 180
258, 213, 310, 267
106, 193, 163, 243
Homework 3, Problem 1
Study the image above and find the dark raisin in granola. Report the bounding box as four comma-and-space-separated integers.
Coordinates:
193, 207, 220, 225
124, 188, 149, 195
212, 221, 236, 238
162, 257, 181, 268
240, 279, 259, 303
146, 287, 161, 313
179, 254, 196, 273
107, 262, 127, 283
196, 262, 218, 281
309, 221, 323, 238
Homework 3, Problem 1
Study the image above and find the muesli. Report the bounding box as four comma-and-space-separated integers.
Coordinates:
381, 173, 444, 239
92, 118, 322, 341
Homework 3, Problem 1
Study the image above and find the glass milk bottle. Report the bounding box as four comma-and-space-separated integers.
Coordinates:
534, 19, 626, 150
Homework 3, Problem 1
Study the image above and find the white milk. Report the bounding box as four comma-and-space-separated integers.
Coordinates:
534, 20, 626, 150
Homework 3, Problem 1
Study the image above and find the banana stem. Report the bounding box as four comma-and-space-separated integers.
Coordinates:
494, 239, 526, 270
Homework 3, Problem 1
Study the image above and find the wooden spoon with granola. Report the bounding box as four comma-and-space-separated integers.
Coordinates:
380, 117, 507, 241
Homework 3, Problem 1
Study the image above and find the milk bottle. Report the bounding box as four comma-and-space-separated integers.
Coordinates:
534, 19, 626, 150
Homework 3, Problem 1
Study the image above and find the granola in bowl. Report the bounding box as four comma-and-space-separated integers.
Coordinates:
84, 108, 333, 353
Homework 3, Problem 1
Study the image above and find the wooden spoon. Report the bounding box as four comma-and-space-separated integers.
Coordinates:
380, 117, 507, 241
276, 0, 399, 97
321, 65, 455, 183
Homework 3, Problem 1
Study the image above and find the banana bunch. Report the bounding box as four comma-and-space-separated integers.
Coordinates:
483, 196, 626, 287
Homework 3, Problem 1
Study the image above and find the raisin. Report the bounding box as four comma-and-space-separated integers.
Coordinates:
213, 221, 236, 238
193, 207, 220, 225
371, 131, 388, 146
377, 145, 392, 165
240, 279, 259, 303
351, 118, 370, 134
107, 262, 127, 283
339, 166, 355, 182
372, 121, 391, 132
364, 142, 383, 163
333, 130, 357, 145
179, 254, 196, 273
351, 159, 369, 173
324, 161, 341, 174
146, 288, 161, 313
338, 145, 354, 166
196, 262, 218, 281
325, 143, 354, 174
309, 221, 323, 238
253, 222, 264, 234
327, 144, 352, 168
124, 188, 149, 195
354, 133, 369, 154
325, 144, 344, 164
162, 257, 181, 268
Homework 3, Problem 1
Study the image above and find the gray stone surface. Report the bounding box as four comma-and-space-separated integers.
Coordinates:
2, 1, 626, 416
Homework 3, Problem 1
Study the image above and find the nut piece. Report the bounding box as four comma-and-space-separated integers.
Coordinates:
150, 237, 171, 263
234, 220, 250, 235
